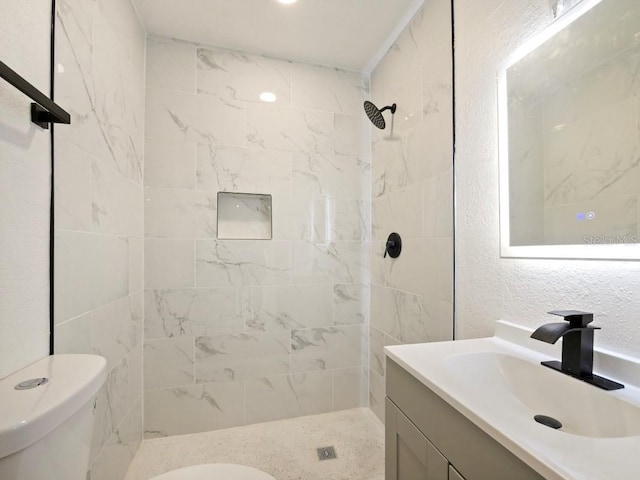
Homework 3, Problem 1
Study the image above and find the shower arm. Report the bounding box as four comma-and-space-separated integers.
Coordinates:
379, 103, 397, 114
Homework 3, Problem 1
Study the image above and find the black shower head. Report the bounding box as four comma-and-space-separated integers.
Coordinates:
363, 100, 397, 129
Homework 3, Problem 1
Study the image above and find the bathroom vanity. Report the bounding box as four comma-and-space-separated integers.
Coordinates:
386, 358, 542, 480
384, 321, 640, 480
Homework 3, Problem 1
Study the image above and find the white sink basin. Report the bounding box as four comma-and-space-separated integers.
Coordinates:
384, 321, 640, 480
447, 351, 640, 438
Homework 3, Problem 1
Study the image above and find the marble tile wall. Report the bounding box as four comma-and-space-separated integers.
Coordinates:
143, 37, 371, 437
53, 0, 145, 478
369, 0, 454, 423
540, 43, 640, 245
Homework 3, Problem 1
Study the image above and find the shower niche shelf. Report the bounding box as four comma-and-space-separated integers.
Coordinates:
217, 192, 272, 240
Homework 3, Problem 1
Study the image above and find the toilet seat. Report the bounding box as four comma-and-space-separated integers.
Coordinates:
151, 463, 276, 480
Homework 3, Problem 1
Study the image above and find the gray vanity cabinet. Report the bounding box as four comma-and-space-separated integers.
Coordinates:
385, 359, 544, 480
386, 398, 449, 479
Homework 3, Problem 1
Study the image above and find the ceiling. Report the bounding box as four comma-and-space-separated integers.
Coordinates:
131, 0, 423, 72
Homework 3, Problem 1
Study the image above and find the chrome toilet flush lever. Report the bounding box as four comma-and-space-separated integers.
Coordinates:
530, 310, 624, 390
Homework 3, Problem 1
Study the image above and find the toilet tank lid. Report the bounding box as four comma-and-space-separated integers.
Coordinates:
0, 354, 106, 459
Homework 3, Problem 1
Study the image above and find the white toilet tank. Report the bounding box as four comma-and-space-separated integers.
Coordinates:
0, 354, 106, 480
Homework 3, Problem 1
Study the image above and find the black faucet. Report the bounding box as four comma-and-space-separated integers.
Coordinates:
530, 310, 624, 391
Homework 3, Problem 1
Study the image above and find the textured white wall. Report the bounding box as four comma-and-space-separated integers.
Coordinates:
0, 1, 52, 379
455, 0, 640, 356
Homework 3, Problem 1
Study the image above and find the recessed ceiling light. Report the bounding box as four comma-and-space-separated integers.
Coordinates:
259, 92, 277, 103
277, 0, 298, 4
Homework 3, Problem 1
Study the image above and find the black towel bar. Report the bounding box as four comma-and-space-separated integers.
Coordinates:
0, 60, 70, 129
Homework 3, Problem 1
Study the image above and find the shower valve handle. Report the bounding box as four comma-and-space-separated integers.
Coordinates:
384, 240, 395, 258
384, 233, 402, 259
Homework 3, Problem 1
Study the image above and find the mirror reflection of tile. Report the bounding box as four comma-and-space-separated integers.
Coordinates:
507, 0, 640, 247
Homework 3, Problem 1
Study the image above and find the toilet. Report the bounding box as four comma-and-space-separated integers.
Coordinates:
0, 354, 106, 480
151, 463, 276, 480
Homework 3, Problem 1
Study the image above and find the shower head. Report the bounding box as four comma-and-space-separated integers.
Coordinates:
363, 100, 397, 129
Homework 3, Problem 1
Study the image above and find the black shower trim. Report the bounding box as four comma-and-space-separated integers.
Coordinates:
49, 0, 56, 355
450, 0, 456, 341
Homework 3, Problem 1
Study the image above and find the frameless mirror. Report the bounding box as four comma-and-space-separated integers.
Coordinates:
499, 0, 640, 259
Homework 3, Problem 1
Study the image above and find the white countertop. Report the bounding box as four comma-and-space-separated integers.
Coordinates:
384, 321, 640, 480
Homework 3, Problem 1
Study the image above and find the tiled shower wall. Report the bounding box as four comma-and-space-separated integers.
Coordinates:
369, 0, 454, 422
143, 38, 371, 437
53, 0, 145, 478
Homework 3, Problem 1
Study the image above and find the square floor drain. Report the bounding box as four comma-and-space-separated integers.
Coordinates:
317, 446, 337, 460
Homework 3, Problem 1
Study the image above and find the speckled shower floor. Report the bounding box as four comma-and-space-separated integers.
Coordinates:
124, 408, 385, 480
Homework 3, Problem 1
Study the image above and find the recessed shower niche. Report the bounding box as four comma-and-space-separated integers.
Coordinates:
217, 192, 273, 240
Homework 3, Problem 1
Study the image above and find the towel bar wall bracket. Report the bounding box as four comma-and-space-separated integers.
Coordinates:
1, 60, 71, 129
31, 103, 65, 129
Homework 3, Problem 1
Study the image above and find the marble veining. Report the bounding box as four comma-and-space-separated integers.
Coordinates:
291, 63, 368, 114
92, 160, 143, 237
105, 358, 130, 433
368, 0, 454, 422
244, 371, 333, 424
145, 288, 243, 338
292, 153, 370, 199
293, 241, 369, 285
89, 401, 142, 480
57, 1, 144, 184
197, 47, 292, 105
246, 104, 333, 154
196, 144, 292, 195
196, 240, 291, 287
195, 332, 291, 383
144, 37, 370, 436
371, 286, 423, 343
90, 293, 142, 370
332, 200, 371, 242
333, 284, 370, 326
291, 326, 365, 373
371, 136, 410, 198
144, 381, 245, 438
144, 337, 195, 389
372, 184, 422, 240
146, 88, 245, 146
145, 187, 217, 239
245, 285, 333, 331
54, 1, 145, 479
369, 327, 400, 379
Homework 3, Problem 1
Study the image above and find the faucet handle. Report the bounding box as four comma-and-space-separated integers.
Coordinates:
548, 310, 594, 328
